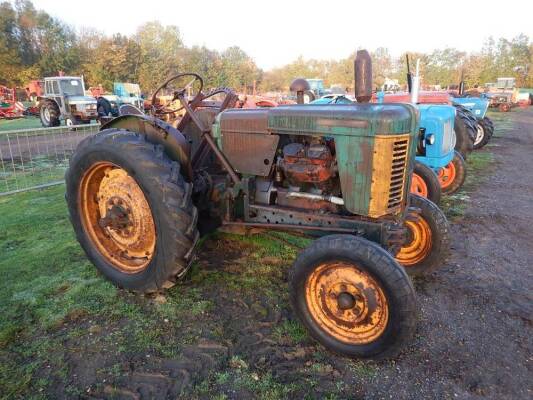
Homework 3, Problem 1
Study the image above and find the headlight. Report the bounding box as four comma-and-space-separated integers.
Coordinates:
425, 134, 435, 145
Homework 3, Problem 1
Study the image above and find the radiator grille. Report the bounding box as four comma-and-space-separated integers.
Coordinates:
387, 138, 409, 210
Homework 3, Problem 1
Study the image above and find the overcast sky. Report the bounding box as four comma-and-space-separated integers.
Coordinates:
32, 0, 533, 70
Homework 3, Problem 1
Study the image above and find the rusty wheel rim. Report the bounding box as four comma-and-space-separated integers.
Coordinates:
437, 161, 456, 189
396, 214, 432, 266
410, 173, 428, 197
305, 262, 389, 344
79, 162, 156, 273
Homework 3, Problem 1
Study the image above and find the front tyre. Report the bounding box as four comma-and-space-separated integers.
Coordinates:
395, 194, 449, 276
438, 151, 467, 195
289, 234, 417, 359
65, 129, 199, 293
410, 161, 441, 205
473, 119, 492, 149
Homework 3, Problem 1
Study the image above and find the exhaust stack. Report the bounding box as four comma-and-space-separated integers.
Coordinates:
406, 54, 413, 93
290, 78, 311, 105
354, 50, 372, 103
458, 70, 465, 95
410, 59, 420, 104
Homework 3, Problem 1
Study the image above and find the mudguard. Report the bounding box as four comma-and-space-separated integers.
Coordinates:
100, 114, 192, 180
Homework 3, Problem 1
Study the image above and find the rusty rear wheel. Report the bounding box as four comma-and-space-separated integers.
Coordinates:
396, 194, 449, 276
438, 151, 466, 195
289, 235, 417, 359
66, 129, 199, 293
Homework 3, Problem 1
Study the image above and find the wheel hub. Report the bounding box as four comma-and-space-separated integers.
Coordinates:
411, 173, 428, 197
305, 262, 389, 344
79, 162, 156, 273
336, 291, 357, 310
99, 201, 132, 232
438, 161, 456, 189
475, 125, 484, 145
396, 213, 432, 266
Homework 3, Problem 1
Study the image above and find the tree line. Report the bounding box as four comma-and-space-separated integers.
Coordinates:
1, 0, 531, 95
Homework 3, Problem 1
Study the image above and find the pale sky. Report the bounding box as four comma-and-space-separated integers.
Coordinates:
32, 0, 533, 70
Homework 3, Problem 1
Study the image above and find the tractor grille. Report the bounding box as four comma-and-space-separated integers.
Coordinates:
387, 138, 409, 210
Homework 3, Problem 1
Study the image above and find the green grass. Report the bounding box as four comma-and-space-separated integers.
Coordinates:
0, 116, 100, 132
0, 185, 315, 398
0, 117, 43, 132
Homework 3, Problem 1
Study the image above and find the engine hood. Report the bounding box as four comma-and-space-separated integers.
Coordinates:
66, 95, 97, 105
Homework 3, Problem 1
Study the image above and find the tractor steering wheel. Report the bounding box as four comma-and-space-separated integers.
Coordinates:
150, 73, 204, 116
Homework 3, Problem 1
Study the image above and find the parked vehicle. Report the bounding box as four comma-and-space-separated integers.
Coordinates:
0, 86, 25, 119
65, 51, 450, 359
94, 82, 144, 117
24, 80, 43, 102
377, 61, 469, 198
38, 76, 98, 127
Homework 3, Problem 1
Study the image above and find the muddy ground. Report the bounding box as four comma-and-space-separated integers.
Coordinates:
1, 109, 532, 399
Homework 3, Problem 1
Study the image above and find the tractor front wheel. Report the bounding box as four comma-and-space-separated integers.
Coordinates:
410, 162, 441, 205
438, 151, 467, 195
289, 234, 417, 359
395, 194, 449, 276
65, 129, 199, 293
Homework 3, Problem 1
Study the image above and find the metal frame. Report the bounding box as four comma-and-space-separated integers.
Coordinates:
0, 124, 100, 196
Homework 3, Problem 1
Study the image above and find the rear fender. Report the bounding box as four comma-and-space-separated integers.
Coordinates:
101, 114, 192, 180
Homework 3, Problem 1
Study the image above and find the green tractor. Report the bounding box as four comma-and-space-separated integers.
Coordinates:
65, 51, 449, 359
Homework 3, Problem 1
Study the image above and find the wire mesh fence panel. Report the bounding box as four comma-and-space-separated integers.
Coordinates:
0, 123, 100, 196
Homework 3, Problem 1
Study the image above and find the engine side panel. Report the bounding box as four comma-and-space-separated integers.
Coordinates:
220, 132, 279, 177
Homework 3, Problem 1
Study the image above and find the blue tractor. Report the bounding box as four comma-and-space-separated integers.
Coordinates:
96, 82, 144, 118
306, 92, 465, 204
376, 92, 466, 199
451, 94, 494, 149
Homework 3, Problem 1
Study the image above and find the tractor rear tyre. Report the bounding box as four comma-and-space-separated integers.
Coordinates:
410, 162, 441, 205
395, 194, 449, 276
65, 129, 199, 293
39, 99, 60, 127
454, 115, 474, 160
438, 151, 466, 195
289, 234, 417, 359
473, 118, 492, 149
